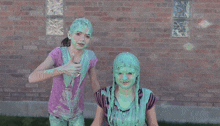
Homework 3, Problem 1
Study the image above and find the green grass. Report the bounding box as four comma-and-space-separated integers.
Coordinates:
0, 115, 219, 126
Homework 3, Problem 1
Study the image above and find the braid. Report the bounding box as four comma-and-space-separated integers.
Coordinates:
108, 77, 116, 125
135, 75, 140, 125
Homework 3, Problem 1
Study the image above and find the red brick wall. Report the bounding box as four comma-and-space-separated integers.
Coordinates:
0, 0, 220, 107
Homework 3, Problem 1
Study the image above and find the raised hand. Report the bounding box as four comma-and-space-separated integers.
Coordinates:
59, 54, 82, 76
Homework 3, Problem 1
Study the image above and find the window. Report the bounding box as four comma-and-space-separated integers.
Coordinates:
46, 0, 64, 35
172, 0, 191, 37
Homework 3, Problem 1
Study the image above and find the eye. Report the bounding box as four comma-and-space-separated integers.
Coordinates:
86, 35, 90, 39
118, 73, 122, 75
127, 72, 133, 75
76, 32, 82, 36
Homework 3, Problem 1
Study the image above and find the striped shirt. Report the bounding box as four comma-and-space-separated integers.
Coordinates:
95, 86, 157, 126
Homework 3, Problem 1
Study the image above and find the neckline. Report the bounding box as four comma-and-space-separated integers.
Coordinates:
67, 48, 86, 64
110, 86, 142, 112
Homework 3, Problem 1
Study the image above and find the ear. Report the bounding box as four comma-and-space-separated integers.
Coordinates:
67, 31, 71, 39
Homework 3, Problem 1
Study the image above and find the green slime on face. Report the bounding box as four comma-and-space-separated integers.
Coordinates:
69, 18, 93, 50
70, 18, 93, 36
107, 52, 141, 125
115, 67, 136, 90
113, 52, 140, 89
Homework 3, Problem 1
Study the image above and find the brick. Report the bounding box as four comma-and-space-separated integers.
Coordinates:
3, 97, 18, 101
161, 96, 175, 101
116, 17, 130, 22
14, 21, 30, 26
85, 12, 108, 16
100, 17, 115, 22
7, 6, 21, 11
33, 88, 46, 92
0, 21, 13, 25
183, 102, 197, 106
18, 88, 33, 92
100, 47, 114, 51
17, 69, 30, 74
26, 92, 39, 97
11, 92, 26, 97
3, 88, 17, 92
25, 83, 38, 88
14, 1, 29, 6
40, 93, 50, 97
108, 32, 124, 37
183, 93, 198, 97
207, 89, 220, 93
116, 7, 132, 12
209, 98, 220, 102
157, 13, 171, 17
191, 97, 210, 102
151, 8, 172, 12
157, 3, 168, 7
115, 47, 131, 52
198, 102, 213, 107
0, 1, 13, 5
84, 7, 99, 11
149, 18, 163, 22
214, 103, 220, 107
139, 43, 154, 47
29, 20, 45, 26
30, 1, 45, 6
23, 45, 38, 50
17, 97, 32, 101
1, 31, 14, 36
31, 50, 46, 55
199, 93, 214, 97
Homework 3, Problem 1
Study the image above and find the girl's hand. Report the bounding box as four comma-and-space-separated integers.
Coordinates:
59, 54, 82, 76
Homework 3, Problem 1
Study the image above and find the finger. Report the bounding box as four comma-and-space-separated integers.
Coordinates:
74, 64, 82, 68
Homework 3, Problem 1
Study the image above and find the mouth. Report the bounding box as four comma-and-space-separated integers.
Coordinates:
77, 43, 85, 47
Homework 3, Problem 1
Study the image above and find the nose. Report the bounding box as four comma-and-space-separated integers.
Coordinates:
122, 74, 128, 80
79, 35, 85, 41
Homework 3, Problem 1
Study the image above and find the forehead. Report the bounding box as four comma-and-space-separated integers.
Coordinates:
116, 66, 135, 72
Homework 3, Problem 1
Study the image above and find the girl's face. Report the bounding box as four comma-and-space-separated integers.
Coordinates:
68, 27, 91, 50
115, 66, 136, 89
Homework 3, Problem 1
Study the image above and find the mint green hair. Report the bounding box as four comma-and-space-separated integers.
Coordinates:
108, 52, 140, 125
69, 18, 93, 38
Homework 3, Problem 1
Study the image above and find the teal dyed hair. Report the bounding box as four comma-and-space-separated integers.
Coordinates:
108, 52, 140, 125
113, 52, 140, 76
69, 18, 93, 37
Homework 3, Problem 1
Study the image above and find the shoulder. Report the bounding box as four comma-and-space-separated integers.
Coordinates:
49, 47, 62, 58
86, 49, 97, 60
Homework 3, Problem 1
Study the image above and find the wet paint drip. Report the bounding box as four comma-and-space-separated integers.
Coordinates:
70, 18, 93, 38
54, 47, 96, 122
69, 114, 85, 126
103, 87, 152, 126
107, 53, 148, 126
44, 69, 55, 74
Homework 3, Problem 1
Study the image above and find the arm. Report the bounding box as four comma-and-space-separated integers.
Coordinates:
88, 67, 100, 93
28, 54, 81, 83
146, 106, 159, 126
91, 105, 104, 126
28, 55, 62, 83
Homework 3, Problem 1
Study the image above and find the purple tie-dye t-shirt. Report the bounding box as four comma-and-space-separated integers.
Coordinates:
48, 47, 98, 120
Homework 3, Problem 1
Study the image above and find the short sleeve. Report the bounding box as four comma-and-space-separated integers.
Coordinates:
49, 47, 62, 67
94, 88, 105, 108
146, 93, 157, 110
88, 50, 98, 69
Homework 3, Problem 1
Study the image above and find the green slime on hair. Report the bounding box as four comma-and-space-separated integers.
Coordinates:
69, 18, 93, 50
107, 52, 142, 126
